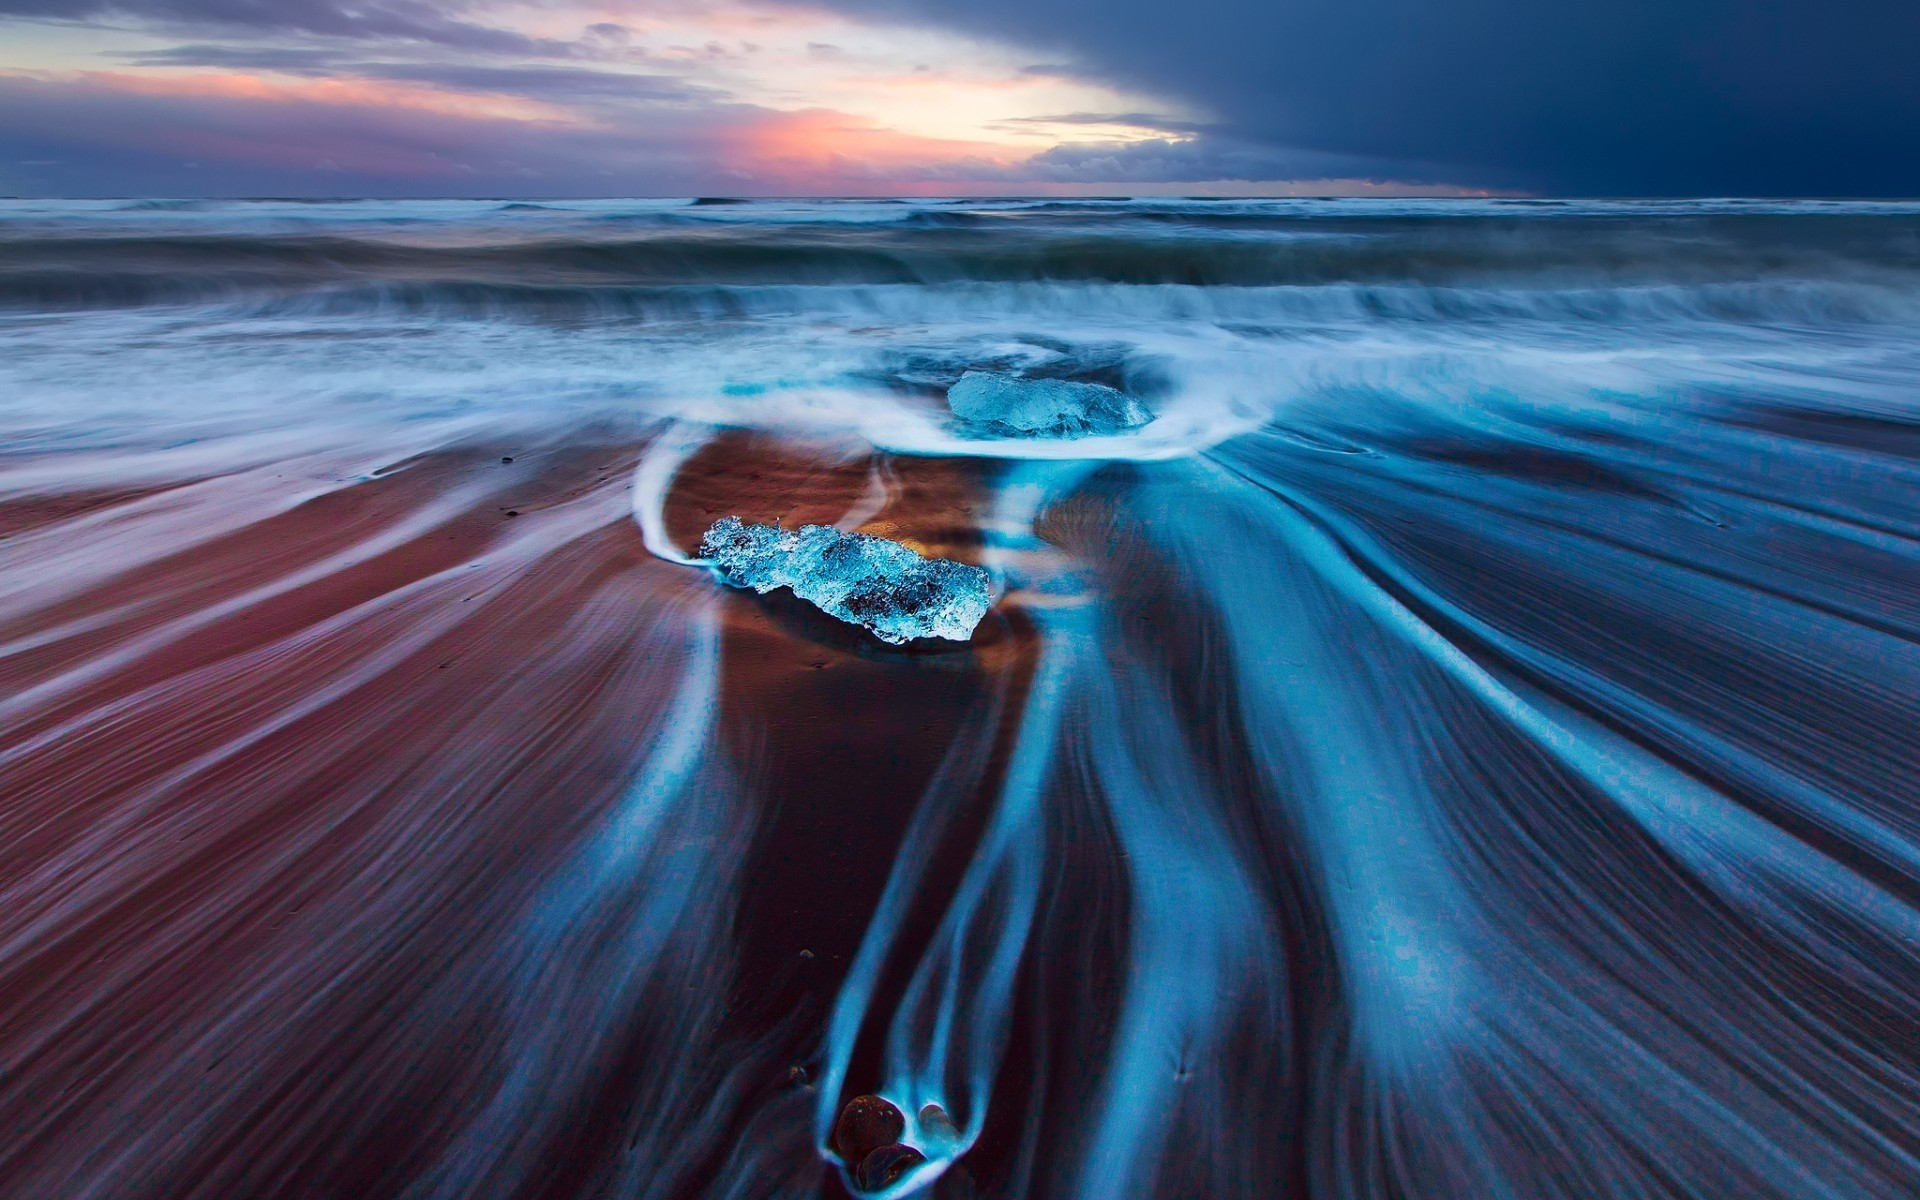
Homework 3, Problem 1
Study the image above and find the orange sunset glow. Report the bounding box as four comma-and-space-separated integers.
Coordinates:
0, 0, 1212, 196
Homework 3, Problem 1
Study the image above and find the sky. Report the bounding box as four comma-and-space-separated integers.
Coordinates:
0, 0, 1914, 198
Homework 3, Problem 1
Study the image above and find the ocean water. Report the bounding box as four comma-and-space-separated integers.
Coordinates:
1, 197, 1917, 1199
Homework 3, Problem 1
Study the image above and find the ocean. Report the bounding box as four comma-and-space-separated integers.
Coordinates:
1, 196, 1917, 1199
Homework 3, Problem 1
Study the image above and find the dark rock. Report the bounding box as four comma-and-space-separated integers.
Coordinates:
855, 1143, 926, 1191
834, 1094, 904, 1164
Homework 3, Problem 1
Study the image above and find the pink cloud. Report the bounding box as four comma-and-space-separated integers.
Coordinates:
715, 107, 1024, 188
81, 69, 578, 122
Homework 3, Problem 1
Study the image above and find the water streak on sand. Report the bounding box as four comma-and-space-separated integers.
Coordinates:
0, 197, 1917, 1199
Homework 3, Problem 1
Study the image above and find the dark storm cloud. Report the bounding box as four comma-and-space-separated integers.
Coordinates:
801, 0, 1920, 196
1023, 136, 1406, 186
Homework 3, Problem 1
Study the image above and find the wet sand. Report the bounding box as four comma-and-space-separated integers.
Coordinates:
9, 195, 1920, 1200
4, 398, 1920, 1199
0, 431, 1041, 1198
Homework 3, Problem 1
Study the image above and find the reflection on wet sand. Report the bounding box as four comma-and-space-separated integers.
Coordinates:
4, 197, 1920, 1200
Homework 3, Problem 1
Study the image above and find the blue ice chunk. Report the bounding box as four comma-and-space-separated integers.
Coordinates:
699, 516, 992, 645
946, 371, 1152, 438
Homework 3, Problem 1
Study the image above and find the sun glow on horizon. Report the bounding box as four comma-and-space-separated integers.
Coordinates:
0, 0, 1245, 194
512, 0, 1198, 148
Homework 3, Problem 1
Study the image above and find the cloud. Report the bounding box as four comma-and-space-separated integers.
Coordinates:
792, 0, 1920, 196
0, 63, 1487, 197
7, 0, 1671, 195
1023, 136, 1384, 185
0, 0, 578, 56
991, 111, 1198, 134
8, 0, 1914, 194
0, 71, 712, 195
117, 44, 349, 71
0, 69, 1038, 196
336, 63, 717, 105
5, 66, 1377, 198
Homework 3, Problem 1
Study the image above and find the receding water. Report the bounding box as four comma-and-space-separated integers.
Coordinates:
1, 197, 1917, 1199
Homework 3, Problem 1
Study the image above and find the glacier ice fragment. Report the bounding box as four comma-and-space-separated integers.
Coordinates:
699, 516, 991, 645
946, 371, 1152, 438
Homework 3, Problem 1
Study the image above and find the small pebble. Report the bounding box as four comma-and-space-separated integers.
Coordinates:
834, 1094, 904, 1164
855, 1143, 926, 1192
501, 456, 514, 463
918, 1102, 959, 1147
